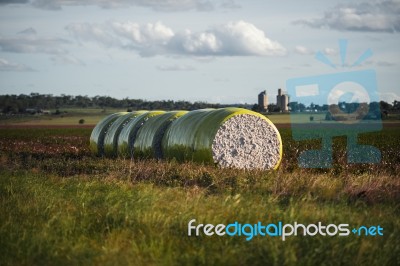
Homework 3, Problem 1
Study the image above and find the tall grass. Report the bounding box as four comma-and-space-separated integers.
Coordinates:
1, 170, 399, 265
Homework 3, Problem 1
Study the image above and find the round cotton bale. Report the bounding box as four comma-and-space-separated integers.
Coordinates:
133, 111, 188, 159
162, 108, 282, 170
89, 112, 128, 156
118, 111, 165, 158
103, 111, 147, 157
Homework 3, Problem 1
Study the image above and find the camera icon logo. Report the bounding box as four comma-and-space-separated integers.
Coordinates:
286, 40, 382, 168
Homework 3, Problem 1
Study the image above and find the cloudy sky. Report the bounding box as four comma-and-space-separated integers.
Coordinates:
0, 0, 399, 104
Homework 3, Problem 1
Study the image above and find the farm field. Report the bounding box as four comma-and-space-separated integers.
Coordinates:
0, 119, 399, 265
3, 110, 398, 127
0, 108, 126, 126
1, 110, 323, 126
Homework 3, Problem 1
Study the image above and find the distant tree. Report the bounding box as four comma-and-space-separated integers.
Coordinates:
268, 104, 280, 113
79, 119, 85, 124
2, 105, 18, 114
380, 101, 392, 111
297, 103, 305, 112
374, 110, 382, 120
251, 104, 262, 113
393, 100, 400, 110
314, 104, 322, 112
288, 102, 299, 112
325, 112, 333, 121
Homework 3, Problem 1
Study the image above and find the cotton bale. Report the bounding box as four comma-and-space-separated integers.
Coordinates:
133, 111, 188, 159
117, 111, 165, 157
103, 111, 147, 157
89, 112, 128, 156
162, 108, 282, 170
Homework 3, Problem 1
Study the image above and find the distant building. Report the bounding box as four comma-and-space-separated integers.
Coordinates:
276, 88, 289, 112
258, 90, 268, 112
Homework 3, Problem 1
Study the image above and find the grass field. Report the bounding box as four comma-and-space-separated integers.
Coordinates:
0, 119, 399, 265
1, 110, 321, 126
0, 108, 126, 126
3, 109, 397, 126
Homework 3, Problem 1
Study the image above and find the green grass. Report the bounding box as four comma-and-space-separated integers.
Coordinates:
266, 113, 327, 124
13, 114, 108, 126
0, 107, 127, 126
2, 111, 398, 126
1, 170, 399, 265
0, 125, 399, 265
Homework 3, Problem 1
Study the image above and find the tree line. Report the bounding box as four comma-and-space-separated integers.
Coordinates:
252, 100, 400, 114
0, 93, 244, 114
1, 92, 398, 115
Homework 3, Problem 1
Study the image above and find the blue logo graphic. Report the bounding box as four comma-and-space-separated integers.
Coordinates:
286, 40, 382, 168
188, 219, 384, 241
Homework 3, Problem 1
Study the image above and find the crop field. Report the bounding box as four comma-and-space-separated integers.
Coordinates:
0, 108, 126, 126
0, 121, 399, 265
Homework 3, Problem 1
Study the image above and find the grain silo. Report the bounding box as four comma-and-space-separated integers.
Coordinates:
258, 90, 268, 112
276, 88, 289, 112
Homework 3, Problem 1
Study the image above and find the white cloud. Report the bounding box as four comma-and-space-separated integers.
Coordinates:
295, 0, 400, 33
294, 46, 336, 56
220, 0, 241, 9
376, 60, 396, 67
27, 0, 217, 11
66, 20, 286, 57
65, 23, 119, 47
323, 48, 337, 55
111, 21, 174, 45
0, 28, 69, 54
355, 59, 396, 68
379, 92, 400, 102
0, 0, 28, 4
156, 64, 195, 71
211, 20, 286, 56
294, 45, 313, 55
18, 27, 37, 35
50, 55, 85, 66
0, 58, 33, 71
175, 30, 222, 54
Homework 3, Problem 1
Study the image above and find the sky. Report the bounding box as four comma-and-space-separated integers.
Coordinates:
0, 0, 399, 104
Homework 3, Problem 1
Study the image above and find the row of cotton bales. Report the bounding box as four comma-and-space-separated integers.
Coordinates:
89, 108, 283, 170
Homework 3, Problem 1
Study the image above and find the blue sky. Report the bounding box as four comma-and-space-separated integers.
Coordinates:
0, 0, 399, 104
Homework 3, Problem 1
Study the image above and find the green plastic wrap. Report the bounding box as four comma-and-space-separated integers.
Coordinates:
133, 111, 188, 159
117, 111, 165, 158
103, 111, 147, 157
162, 108, 283, 169
161, 108, 214, 162
89, 112, 128, 156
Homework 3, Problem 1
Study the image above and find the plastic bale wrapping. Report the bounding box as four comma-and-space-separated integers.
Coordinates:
118, 111, 165, 158
133, 111, 188, 159
89, 112, 128, 156
103, 111, 147, 157
162, 108, 283, 170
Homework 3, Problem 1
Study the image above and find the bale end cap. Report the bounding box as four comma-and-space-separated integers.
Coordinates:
211, 113, 282, 170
